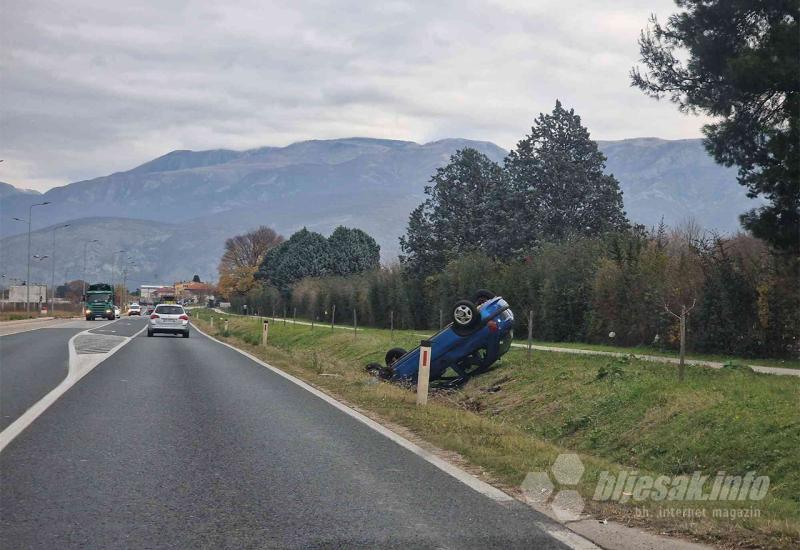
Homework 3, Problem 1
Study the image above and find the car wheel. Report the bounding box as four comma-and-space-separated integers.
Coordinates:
182, 331, 190, 338
472, 289, 496, 304
452, 300, 481, 336
385, 347, 407, 366
147, 329, 153, 337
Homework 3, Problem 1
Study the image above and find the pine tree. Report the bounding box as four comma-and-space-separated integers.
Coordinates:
631, 0, 799, 254
328, 226, 380, 276
399, 148, 507, 275
505, 100, 629, 250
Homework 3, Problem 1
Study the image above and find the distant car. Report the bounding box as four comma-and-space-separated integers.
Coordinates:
367, 291, 514, 386
128, 304, 141, 316
114, 306, 121, 319
144, 305, 155, 315
147, 304, 190, 338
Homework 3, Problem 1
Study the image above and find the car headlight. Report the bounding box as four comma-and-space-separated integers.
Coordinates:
85, 309, 91, 314
106, 309, 111, 313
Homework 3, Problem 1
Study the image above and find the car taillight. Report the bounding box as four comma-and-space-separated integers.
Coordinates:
179, 314, 189, 320
150, 314, 159, 319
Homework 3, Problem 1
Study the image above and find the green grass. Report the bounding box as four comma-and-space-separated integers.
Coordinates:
193, 310, 800, 548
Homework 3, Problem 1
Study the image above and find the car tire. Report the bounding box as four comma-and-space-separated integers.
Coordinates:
147, 329, 153, 337
452, 300, 481, 335
473, 289, 496, 304
385, 347, 407, 366
182, 331, 190, 338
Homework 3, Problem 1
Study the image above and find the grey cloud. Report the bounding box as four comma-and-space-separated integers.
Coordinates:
1, 0, 706, 191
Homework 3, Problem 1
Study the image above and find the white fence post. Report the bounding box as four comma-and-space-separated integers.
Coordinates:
416, 339, 432, 406
262, 318, 269, 346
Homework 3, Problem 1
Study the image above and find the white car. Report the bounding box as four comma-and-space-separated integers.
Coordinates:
147, 304, 190, 338
128, 303, 141, 316
114, 306, 121, 319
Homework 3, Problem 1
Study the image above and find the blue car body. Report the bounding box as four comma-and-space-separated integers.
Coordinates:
391, 297, 515, 383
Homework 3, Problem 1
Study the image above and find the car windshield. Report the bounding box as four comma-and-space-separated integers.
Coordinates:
87, 293, 111, 303
156, 305, 183, 315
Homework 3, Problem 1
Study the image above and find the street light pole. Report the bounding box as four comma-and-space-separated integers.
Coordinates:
50, 224, 70, 314
22, 202, 51, 313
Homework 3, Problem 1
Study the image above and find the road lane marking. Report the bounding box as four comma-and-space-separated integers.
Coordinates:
0, 318, 113, 337
0, 324, 146, 452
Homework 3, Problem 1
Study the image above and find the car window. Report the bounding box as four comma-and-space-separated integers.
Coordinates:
155, 305, 184, 315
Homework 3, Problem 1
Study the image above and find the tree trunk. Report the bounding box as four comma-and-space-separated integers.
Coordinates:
679, 305, 686, 381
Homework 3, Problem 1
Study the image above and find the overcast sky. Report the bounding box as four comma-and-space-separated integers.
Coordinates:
1, 0, 708, 192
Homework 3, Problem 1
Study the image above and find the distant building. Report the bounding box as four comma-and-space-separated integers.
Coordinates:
174, 281, 214, 300
139, 284, 171, 304
8, 284, 47, 303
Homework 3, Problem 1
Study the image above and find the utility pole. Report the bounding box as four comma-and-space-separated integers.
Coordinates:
110, 250, 126, 305
122, 261, 135, 308
13, 201, 51, 313
82, 239, 100, 309
50, 224, 70, 314
32, 255, 49, 311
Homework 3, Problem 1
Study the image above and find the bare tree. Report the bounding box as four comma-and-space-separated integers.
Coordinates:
663, 226, 705, 381
220, 226, 283, 271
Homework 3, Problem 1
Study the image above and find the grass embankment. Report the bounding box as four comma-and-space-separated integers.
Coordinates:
192, 310, 799, 548
522, 339, 800, 370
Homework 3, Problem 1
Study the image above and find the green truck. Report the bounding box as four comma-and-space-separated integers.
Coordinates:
84, 283, 116, 321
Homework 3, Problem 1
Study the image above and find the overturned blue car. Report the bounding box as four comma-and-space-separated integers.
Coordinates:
366, 290, 514, 386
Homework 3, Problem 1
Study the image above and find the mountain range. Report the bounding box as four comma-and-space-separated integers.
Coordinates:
0, 137, 758, 287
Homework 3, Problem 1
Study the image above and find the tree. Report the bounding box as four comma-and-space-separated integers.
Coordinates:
56, 279, 87, 302
258, 228, 332, 289
399, 148, 507, 275
192, 274, 201, 283
631, 1, 799, 254
398, 204, 441, 277
328, 226, 380, 276
218, 226, 284, 297
505, 100, 629, 249
662, 227, 706, 380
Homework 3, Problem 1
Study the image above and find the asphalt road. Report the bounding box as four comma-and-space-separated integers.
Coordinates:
1, 322, 570, 548
89, 316, 148, 337
0, 327, 83, 431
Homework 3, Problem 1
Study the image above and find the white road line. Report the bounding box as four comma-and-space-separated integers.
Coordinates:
0, 318, 112, 337
191, 324, 599, 549
0, 324, 146, 453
